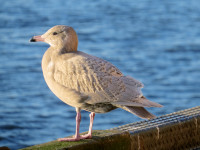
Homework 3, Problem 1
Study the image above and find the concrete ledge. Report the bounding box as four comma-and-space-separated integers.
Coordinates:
20, 130, 131, 150
21, 106, 200, 150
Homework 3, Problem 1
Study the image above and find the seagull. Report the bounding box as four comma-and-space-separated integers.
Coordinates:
30, 25, 162, 141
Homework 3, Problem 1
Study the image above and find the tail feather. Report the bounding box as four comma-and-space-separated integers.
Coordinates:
137, 96, 163, 108
123, 106, 156, 119
112, 97, 163, 108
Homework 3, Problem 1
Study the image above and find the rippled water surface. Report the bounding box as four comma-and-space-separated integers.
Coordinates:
1, 0, 200, 149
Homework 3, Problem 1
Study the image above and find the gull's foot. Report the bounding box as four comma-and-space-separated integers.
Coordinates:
80, 133, 92, 139
58, 134, 92, 142
57, 137, 80, 142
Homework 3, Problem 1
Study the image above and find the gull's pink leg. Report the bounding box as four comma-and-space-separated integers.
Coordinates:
58, 108, 82, 141
58, 109, 96, 142
81, 112, 95, 139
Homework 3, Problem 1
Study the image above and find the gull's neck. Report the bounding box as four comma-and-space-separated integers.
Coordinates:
50, 44, 77, 54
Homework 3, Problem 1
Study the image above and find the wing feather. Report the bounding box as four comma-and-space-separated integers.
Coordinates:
53, 51, 146, 105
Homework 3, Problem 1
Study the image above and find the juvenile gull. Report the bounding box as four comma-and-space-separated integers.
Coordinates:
30, 25, 163, 141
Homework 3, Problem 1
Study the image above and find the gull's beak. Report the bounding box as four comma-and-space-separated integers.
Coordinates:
30, 35, 45, 42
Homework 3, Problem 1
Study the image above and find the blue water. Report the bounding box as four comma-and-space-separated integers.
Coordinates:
1, 0, 200, 149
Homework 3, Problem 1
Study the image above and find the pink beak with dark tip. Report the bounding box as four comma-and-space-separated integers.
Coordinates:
30, 35, 45, 42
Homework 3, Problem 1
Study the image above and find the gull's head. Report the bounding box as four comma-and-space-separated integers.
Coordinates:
30, 25, 78, 52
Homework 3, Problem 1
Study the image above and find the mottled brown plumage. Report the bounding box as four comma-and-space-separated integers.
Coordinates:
30, 25, 163, 141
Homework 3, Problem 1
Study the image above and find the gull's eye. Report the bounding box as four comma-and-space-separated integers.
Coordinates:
53, 32, 58, 35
